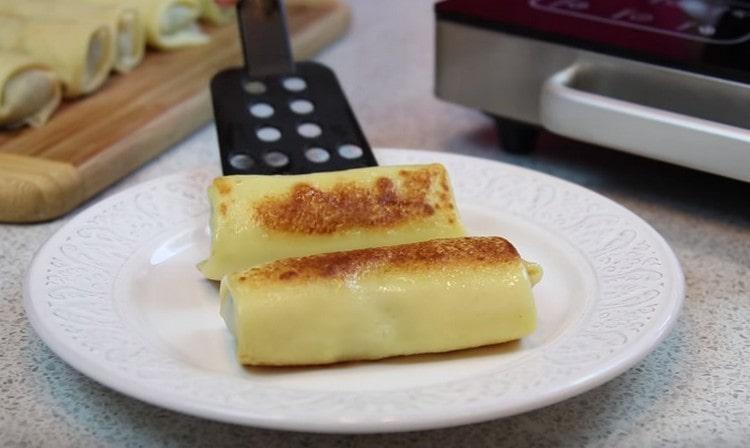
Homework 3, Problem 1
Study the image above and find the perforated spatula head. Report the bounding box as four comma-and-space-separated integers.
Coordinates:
210, 0, 377, 175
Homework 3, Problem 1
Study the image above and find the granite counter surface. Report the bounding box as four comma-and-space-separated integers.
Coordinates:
1, 1, 748, 446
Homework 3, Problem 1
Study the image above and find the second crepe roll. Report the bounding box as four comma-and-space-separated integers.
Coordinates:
221, 237, 543, 366
198, 164, 467, 280
0, 51, 62, 128
92, 0, 209, 50
199, 0, 235, 25
0, 14, 113, 97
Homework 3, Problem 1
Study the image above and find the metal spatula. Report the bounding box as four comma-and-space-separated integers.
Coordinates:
210, 0, 376, 175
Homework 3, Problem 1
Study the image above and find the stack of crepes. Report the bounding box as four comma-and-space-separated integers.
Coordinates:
0, 0, 235, 129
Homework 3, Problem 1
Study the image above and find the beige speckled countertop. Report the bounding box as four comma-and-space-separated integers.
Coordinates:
2, 1, 749, 446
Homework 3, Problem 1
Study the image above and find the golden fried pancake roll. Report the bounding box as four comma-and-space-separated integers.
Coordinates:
220, 237, 543, 366
0, 14, 113, 97
0, 52, 61, 128
0, 0, 145, 74
199, 164, 466, 280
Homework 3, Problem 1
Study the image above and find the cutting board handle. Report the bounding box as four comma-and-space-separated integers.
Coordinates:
0, 154, 83, 222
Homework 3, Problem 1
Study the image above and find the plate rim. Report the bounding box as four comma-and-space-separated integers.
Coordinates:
23, 147, 685, 433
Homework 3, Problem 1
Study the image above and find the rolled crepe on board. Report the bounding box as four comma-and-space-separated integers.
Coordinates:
198, 164, 467, 280
197, 0, 331, 27
0, 52, 61, 128
199, 0, 234, 25
220, 237, 543, 366
0, 14, 113, 97
92, 0, 208, 50
0, 0, 145, 74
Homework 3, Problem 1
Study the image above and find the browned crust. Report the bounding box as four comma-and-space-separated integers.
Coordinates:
233, 237, 520, 285
215, 178, 233, 195
251, 164, 456, 234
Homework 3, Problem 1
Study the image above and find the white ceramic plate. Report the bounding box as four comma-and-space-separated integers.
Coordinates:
24, 149, 684, 433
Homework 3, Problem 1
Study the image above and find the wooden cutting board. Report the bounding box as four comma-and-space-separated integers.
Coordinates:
0, 0, 350, 223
